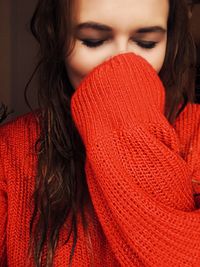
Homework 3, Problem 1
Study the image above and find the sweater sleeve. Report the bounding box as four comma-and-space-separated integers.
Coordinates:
0, 138, 8, 266
70, 52, 200, 266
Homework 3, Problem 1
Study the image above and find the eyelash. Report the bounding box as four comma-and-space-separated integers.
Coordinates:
80, 39, 158, 49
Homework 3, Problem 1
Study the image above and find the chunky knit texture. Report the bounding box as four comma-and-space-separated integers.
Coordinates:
1, 52, 200, 266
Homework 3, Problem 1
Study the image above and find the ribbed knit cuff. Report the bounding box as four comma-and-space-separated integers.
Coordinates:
70, 52, 166, 143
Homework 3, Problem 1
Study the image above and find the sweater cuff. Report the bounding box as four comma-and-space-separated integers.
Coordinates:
70, 52, 166, 143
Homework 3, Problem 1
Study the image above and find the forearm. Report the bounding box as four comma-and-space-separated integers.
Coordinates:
85, 123, 200, 266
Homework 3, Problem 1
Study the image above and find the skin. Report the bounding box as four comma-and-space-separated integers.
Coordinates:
65, 0, 169, 89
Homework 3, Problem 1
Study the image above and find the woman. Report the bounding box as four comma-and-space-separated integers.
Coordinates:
0, 0, 200, 266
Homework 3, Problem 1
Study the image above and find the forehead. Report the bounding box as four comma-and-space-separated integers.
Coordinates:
74, 0, 169, 30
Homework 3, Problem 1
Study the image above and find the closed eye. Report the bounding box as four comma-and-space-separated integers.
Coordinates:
136, 40, 157, 49
81, 39, 105, 48
80, 39, 158, 49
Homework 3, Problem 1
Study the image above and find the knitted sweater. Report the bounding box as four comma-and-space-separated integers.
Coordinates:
1, 52, 200, 267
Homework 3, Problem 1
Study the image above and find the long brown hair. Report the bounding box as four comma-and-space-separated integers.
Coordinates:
25, 0, 196, 266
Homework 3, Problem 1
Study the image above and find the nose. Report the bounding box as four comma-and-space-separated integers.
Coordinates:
105, 37, 135, 62
105, 51, 131, 62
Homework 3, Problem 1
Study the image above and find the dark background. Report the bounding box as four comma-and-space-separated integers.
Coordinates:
0, 1, 200, 124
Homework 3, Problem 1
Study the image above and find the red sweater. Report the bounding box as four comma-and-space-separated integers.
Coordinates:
1, 52, 200, 266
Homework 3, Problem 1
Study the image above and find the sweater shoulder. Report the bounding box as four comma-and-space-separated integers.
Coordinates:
0, 110, 40, 153
174, 102, 200, 167
174, 102, 200, 137
181, 102, 200, 118
175, 102, 200, 128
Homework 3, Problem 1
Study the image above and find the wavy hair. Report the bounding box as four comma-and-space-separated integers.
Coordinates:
24, 0, 197, 266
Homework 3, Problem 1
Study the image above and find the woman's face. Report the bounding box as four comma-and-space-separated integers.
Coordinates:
65, 0, 169, 89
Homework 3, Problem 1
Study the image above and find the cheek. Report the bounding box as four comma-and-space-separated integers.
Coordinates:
143, 43, 167, 73
65, 43, 104, 88
65, 51, 88, 84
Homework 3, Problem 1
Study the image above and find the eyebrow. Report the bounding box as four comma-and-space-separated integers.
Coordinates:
75, 21, 167, 34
